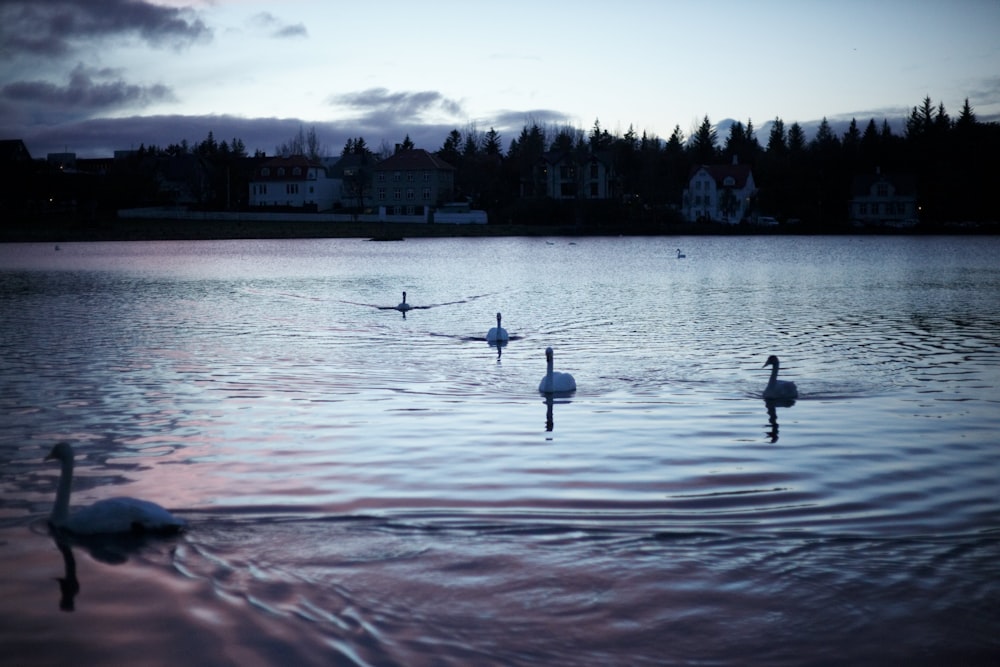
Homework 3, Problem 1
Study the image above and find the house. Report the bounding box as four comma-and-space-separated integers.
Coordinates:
249, 155, 341, 211
849, 169, 918, 227
373, 149, 455, 216
535, 150, 615, 200
682, 158, 756, 223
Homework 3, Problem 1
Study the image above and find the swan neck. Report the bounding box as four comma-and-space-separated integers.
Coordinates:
51, 456, 73, 525
768, 364, 779, 385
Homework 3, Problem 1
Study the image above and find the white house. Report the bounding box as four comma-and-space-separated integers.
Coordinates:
249, 155, 342, 210
849, 169, 918, 227
682, 158, 756, 223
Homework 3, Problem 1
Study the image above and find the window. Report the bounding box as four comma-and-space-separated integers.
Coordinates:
292, 167, 302, 176
376, 187, 385, 200
423, 188, 431, 200
393, 188, 401, 201
377, 172, 385, 183
590, 163, 599, 179
590, 183, 599, 197
424, 171, 431, 182
723, 176, 735, 187
393, 171, 401, 182
261, 168, 270, 177
286, 184, 299, 194
407, 172, 414, 182
406, 189, 415, 201
877, 183, 889, 197
278, 168, 285, 177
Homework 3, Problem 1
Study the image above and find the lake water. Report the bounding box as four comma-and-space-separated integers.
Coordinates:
1, 235, 998, 666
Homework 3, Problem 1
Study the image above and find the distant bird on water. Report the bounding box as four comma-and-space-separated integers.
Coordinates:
396, 291, 412, 312
538, 347, 576, 394
487, 312, 509, 343
762, 355, 798, 401
676, 248, 686, 258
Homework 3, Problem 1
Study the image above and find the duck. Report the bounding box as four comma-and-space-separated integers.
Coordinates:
538, 347, 576, 393
486, 312, 509, 343
45, 442, 186, 535
762, 355, 798, 401
396, 291, 412, 312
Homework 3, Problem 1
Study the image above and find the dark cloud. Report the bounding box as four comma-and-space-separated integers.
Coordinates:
249, 12, 308, 39
0, 0, 211, 58
492, 109, 575, 130
1, 63, 176, 112
331, 88, 464, 121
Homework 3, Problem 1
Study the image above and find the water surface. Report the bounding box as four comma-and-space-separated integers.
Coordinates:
1, 235, 998, 665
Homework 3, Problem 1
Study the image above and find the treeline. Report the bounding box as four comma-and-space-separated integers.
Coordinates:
337, 96, 999, 225
13, 95, 1000, 227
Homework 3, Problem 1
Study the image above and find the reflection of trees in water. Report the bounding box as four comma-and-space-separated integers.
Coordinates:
765, 398, 795, 443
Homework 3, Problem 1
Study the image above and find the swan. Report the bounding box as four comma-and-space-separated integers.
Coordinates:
676, 248, 686, 258
45, 442, 186, 535
396, 291, 412, 312
538, 347, 576, 393
486, 312, 509, 343
762, 355, 798, 401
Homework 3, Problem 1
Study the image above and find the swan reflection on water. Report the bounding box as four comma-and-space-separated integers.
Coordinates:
53, 535, 79, 612
764, 397, 796, 443
46, 527, 181, 612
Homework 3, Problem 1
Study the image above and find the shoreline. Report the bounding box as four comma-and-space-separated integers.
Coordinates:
2, 213, 995, 243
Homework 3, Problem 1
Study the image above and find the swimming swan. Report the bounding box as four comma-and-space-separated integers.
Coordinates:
45, 442, 186, 535
538, 347, 576, 393
487, 312, 509, 343
762, 355, 798, 401
676, 248, 686, 258
396, 291, 412, 312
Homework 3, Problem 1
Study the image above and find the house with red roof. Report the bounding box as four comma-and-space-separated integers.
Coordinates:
373, 149, 455, 217
249, 155, 340, 210
682, 157, 756, 223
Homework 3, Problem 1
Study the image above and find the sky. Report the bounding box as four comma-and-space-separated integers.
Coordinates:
2, 0, 999, 159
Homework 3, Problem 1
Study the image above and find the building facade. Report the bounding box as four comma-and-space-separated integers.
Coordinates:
373, 149, 455, 216
682, 159, 756, 223
849, 169, 918, 227
249, 155, 341, 210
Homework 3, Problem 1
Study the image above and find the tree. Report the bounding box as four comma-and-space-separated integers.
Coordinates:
483, 127, 503, 156
690, 115, 718, 164
766, 117, 787, 155
787, 123, 806, 154
438, 129, 462, 165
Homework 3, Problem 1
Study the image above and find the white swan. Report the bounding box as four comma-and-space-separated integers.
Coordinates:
762, 355, 798, 401
486, 312, 509, 343
538, 347, 576, 393
676, 248, 686, 258
45, 442, 186, 535
396, 291, 412, 312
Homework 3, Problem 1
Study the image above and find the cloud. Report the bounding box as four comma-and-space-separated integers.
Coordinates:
249, 12, 308, 39
0, 0, 211, 58
330, 88, 465, 123
0, 64, 176, 113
